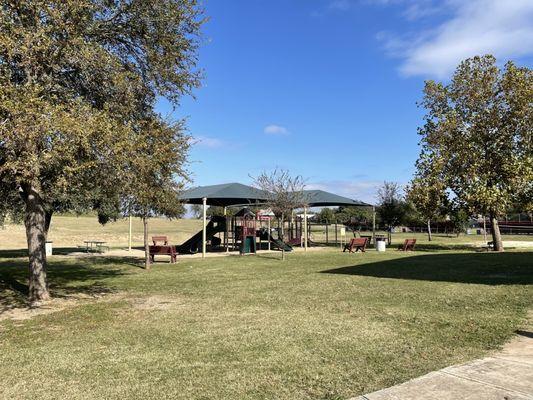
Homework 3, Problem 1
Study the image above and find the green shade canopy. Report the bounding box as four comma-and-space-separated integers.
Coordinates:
179, 183, 371, 208
303, 190, 371, 207
179, 182, 270, 207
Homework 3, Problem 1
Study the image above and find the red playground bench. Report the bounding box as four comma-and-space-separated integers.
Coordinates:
152, 236, 169, 245
343, 237, 368, 253
398, 238, 416, 251
149, 236, 177, 263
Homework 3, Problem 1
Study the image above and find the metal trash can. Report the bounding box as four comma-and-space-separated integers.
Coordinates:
375, 237, 386, 252
45, 241, 53, 256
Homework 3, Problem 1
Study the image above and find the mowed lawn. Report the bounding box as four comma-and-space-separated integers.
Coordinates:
1, 247, 532, 399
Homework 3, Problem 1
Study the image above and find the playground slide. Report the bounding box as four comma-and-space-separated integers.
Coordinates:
268, 234, 293, 252
177, 217, 226, 254
258, 228, 293, 252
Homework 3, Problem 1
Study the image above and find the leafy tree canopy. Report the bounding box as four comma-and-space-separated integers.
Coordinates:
415, 55, 532, 251
0, 0, 204, 301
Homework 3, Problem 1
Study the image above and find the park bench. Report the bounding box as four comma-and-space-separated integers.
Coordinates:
360, 235, 372, 245
398, 238, 416, 251
152, 236, 169, 246
149, 245, 177, 264
149, 235, 177, 263
343, 237, 368, 253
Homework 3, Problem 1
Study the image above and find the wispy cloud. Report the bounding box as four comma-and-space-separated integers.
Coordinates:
329, 0, 352, 11
400, 1, 445, 21
193, 135, 225, 148
375, 0, 533, 78
311, 0, 355, 16
326, 0, 445, 19
306, 180, 384, 204
264, 124, 290, 135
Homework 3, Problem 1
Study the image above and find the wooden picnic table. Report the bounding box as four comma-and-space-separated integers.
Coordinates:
84, 240, 108, 253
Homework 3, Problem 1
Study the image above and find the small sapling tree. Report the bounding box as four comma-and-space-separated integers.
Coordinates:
252, 169, 306, 260
406, 158, 449, 241
123, 118, 190, 270
376, 182, 407, 245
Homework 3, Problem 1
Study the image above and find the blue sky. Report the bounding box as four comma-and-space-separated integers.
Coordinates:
157, 0, 533, 204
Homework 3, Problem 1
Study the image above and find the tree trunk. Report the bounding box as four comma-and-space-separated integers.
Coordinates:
427, 219, 432, 242
22, 185, 50, 303
490, 214, 504, 252
143, 216, 151, 270
280, 214, 285, 261
387, 226, 392, 245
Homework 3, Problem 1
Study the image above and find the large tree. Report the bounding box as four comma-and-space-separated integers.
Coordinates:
415, 55, 532, 251
0, 0, 204, 302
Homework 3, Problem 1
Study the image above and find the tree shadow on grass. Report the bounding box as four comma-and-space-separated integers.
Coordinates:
313, 241, 477, 252
0, 256, 129, 312
0, 247, 111, 258
410, 243, 478, 252
255, 253, 283, 261
321, 252, 533, 285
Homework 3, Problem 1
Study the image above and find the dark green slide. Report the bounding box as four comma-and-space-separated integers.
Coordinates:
258, 227, 293, 252
177, 216, 226, 254
269, 235, 293, 252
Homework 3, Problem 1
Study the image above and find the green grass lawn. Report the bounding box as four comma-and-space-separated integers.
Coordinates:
1, 248, 532, 399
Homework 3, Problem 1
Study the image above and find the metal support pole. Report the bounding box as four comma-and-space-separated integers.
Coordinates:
267, 217, 271, 251
304, 207, 308, 252
128, 215, 132, 251
224, 206, 229, 253
202, 197, 207, 258
372, 206, 376, 244
232, 217, 236, 250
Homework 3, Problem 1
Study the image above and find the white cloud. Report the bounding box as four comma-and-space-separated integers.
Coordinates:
193, 135, 224, 148
264, 124, 290, 135
377, 0, 533, 78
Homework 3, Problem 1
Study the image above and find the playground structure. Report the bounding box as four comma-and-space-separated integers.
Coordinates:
234, 208, 257, 254
174, 183, 372, 257
177, 209, 295, 255
176, 212, 367, 256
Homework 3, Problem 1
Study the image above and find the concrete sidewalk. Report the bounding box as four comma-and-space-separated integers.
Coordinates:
352, 330, 533, 400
